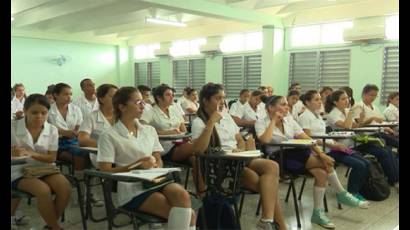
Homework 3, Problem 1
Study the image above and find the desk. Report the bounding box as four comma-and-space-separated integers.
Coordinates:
158, 133, 192, 141
334, 127, 382, 133
11, 157, 28, 166
310, 134, 357, 152
77, 146, 98, 154
364, 122, 398, 128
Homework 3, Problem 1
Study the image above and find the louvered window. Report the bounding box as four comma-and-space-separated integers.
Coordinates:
381, 46, 399, 104
173, 59, 206, 97
134, 61, 160, 88
223, 54, 262, 98
289, 49, 350, 93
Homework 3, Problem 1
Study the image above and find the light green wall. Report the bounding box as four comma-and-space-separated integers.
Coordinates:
11, 36, 124, 98
205, 55, 223, 84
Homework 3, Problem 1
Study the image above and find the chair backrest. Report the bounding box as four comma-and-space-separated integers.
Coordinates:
228, 99, 238, 109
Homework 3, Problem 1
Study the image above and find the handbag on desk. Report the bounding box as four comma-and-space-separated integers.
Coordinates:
23, 165, 60, 179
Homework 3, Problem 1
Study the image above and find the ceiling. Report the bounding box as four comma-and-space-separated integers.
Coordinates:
11, 0, 398, 45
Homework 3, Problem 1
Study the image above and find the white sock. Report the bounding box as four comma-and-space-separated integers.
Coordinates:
167, 207, 191, 230
327, 170, 344, 193
189, 226, 196, 230
313, 186, 326, 210
261, 218, 274, 223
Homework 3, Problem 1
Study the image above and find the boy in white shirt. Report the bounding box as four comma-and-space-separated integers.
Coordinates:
73, 78, 99, 118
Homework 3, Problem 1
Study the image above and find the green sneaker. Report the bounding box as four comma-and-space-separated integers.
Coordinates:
311, 208, 335, 229
353, 193, 367, 202
337, 191, 369, 209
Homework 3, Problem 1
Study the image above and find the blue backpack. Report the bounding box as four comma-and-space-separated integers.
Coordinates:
198, 195, 239, 230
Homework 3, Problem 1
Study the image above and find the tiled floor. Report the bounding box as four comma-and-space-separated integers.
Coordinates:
14, 165, 399, 230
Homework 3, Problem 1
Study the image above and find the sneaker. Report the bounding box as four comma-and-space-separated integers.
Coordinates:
256, 219, 280, 230
11, 215, 30, 226
336, 191, 369, 209
353, 193, 367, 202
311, 208, 335, 229
149, 223, 164, 230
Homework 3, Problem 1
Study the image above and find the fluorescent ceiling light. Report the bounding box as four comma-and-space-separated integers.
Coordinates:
146, 18, 186, 27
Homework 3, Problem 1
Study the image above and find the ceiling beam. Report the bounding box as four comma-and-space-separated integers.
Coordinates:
11, 0, 55, 15
12, 0, 116, 28
138, 0, 283, 27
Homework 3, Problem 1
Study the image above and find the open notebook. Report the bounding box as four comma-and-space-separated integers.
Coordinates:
281, 139, 317, 145
114, 168, 181, 181
224, 150, 262, 158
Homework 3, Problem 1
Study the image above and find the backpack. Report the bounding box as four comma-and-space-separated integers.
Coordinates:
359, 154, 391, 201
197, 195, 239, 230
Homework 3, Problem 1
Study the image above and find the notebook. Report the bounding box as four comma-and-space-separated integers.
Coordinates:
281, 139, 317, 145
224, 150, 262, 158
114, 167, 181, 181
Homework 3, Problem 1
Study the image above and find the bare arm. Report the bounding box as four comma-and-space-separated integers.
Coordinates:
258, 118, 276, 144
235, 133, 246, 151
99, 156, 154, 173
78, 131, 97, 147
12, 146, 57, 164
231, 115, 255, 128
192, 111, 222, 154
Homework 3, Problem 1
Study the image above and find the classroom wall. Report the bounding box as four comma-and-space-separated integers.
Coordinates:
11, 36, 123, 98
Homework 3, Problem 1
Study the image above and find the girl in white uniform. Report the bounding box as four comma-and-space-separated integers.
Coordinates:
383, 92, 399, 122
192, 83, 286, 230
287, 90, 304, 120
325, 90, 399, 191
256, 95, 369, 229
48, 83, 85, 172
11, 94, 71, 230
11, 83, 26, 120
97, 87, 196, 229
230, 90, 266, 128
181, 88, 199, 114
318, 87, 333, 116
298, 90, 370, 201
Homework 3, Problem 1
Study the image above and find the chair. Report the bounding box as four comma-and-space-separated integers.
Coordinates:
228, 99, 238, 110
83, 169, 202, 230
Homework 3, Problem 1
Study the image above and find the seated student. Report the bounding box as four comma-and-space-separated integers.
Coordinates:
354, 84, 399, 149
177, 87, 191, 105
230, 90, 267, 130
325, 90, 399, 191
191, 83, 286, 230
137, 85, 154, 112
45, 85, 55, 105
267, 86, 274, 97
181, 88, 199, 115
48, 83, 86, 175
339, 86, 355, 108
319, 86, 333, 116
288, 83, 305, 118
11, 83, 27, 120
383, 92, 399, 122
171, 87, 186, 116
298, 90, 370, 201
97, 87, 196, 230
73, 78, 99, 118
256, 95, 369, 229
287, 90, 304, 120
258, 86, 268, 110
229, 89, 250, 114
11, 94, 71, 230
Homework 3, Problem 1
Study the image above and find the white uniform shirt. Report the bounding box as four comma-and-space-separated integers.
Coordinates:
11, 119, 59, 182
229, 101, 246, 117
140, 105, 185, 154
255, 115, 305, 153
48, 103, 83, 131
298, 109, 334, 151
79, 110, 112, 167
292, 100, 304, 120
11, 96, 25, 119
97, 120, 164, 206
383, 104, 399, 122
354, 101, 384, 124
73, 95, 99, 119
181, 100, 199, 115
192, 111, 240, 151
326, 108, 355, 147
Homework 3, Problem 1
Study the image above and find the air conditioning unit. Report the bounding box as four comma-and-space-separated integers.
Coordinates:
200, 44, 221, 55
154, 48, 170, 57
343, 25, 385, 42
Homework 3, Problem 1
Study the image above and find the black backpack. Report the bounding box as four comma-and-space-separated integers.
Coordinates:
197, 195, 239, 230
359, 154, 391, 201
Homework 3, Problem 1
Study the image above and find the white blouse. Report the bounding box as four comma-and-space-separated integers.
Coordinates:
11, 119, 59, 181
191, 111, 240, 152
354, 101, 384, 124
298, 109, 334, 151
180, 100, 199, 114
229, 101, 246, 117
383, 104, 399, 122
73, 95, 99, 119
325, 107, 355, 147
48, 103, 83, 131
11, 96, 25, 119
97, 120, 164, 206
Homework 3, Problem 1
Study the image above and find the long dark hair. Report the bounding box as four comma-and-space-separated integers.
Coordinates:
339, 86, 354, 107
112, 87, 139, 122
197, 83, 224, 149
97, 84, 118, 105
325, 90, 346, 113
387, 92, 399, 106
300, 90, 319, 106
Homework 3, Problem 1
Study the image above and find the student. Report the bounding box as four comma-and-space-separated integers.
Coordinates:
229, 89, 250, 115
171, 87, 186, 116
339, 86, 355, 108
181, 88, 199, 114
137, 85, 154, 112
354, 84, 399, 149
97, 87, 196, 230
11, 87, 15, 101
267, 86, 274, 97
177, 86, 192, 105
11, 83, 26, 120
191, 83, 286, 230
73, 78, 99, 118
45, 85, 55, 105
383, 92, 399, 122
11, 94, 71, 230
230, 90, 266, 128
325, 90, 399, 191
287, 90, 304, 120
256, 95, 369, 229
319, 87, 333, 115
298, 90, 370, 201
48, 83, 86, 173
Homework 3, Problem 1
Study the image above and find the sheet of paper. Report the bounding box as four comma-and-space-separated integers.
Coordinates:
281, 139, 316, 145
114, 167, 181, 181
224, 150, 261, 158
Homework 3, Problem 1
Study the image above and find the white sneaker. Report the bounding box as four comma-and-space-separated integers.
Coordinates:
149, 223, 164, 230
